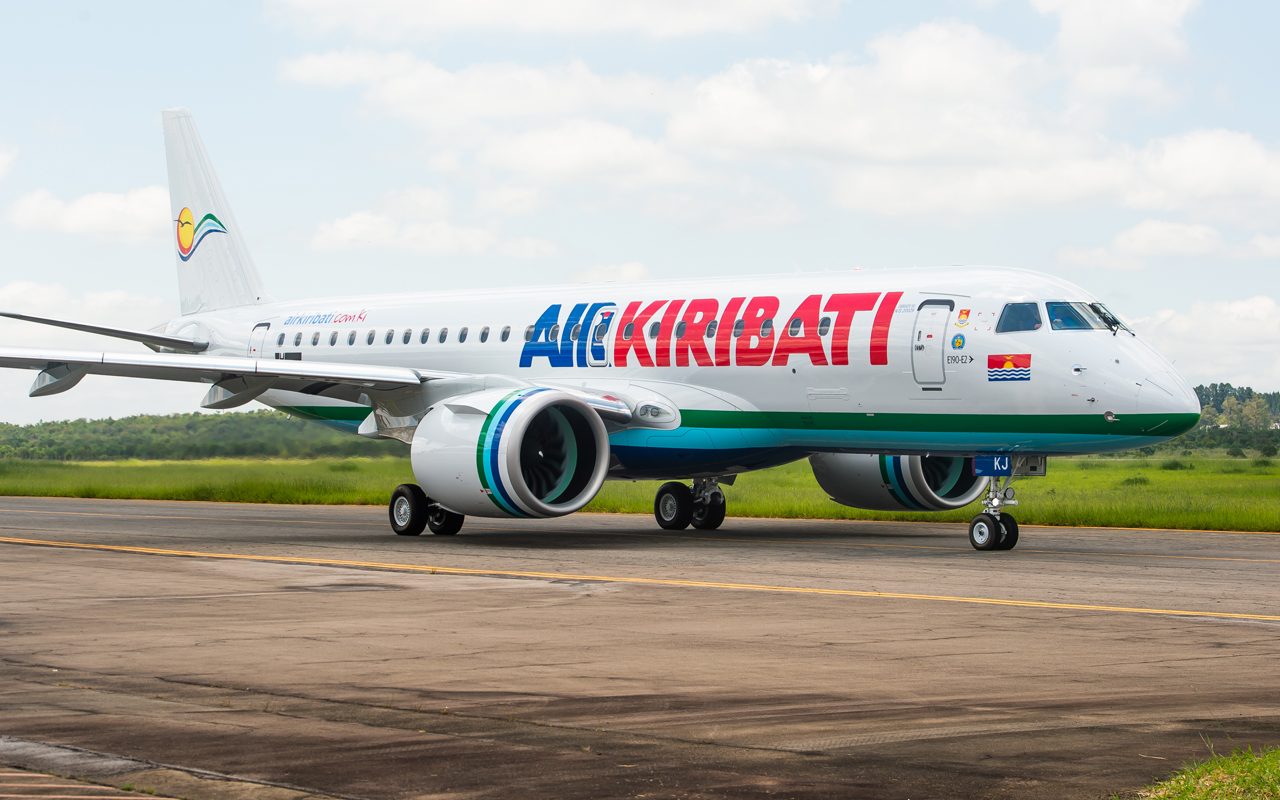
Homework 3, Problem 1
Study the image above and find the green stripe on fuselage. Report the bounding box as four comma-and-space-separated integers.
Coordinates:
680, 410, 1199, 438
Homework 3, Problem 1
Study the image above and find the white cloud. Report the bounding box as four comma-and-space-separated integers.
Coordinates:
390, 186, 453, 218
311, 211, 558, 258
1135, 296, 1280, 389
273, 0, 826, 38
1032, 0, 1198, 103
479, 119, 700, 189
476, 185, 541, 215
281, 51, 675, 129
1059, 219, 1280, 269
0, 147, 15, 179
6, 186, 169, 245
571, 261, 652, 283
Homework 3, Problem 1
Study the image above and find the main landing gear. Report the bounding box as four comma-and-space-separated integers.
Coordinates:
389, 484, 465, 537
968, 477, 1019, 551
654, 478, 726, 531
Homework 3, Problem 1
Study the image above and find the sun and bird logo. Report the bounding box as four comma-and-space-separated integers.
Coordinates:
174, 207, 228, 261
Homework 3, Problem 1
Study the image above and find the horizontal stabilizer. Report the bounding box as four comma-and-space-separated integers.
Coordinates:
0, 312, 209, 353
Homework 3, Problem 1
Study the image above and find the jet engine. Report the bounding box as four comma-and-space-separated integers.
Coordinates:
809, 453, 989, 512
410, 387, 611, 518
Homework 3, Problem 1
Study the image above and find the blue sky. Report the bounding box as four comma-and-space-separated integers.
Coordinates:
1, 0, 1277, 424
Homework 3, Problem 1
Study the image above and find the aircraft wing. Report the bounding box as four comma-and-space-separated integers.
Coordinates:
0, 345, 452, 407
0, 311, 210, 353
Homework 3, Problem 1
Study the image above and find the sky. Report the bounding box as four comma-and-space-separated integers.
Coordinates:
1, 0, 1278, 425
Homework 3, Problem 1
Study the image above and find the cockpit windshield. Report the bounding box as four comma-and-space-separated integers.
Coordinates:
1045, 302, 1110, 331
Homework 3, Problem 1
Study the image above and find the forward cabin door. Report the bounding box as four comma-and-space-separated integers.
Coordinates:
247, 322, 271, 358
911, 299, 954, 385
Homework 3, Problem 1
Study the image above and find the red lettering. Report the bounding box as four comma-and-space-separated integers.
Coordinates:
869, 291, 903, 366
736, 296, 780, 367
654, 300, 686, 367
613, 300, 666, 368
772, 295, 829, 367
714, 297, 746, 367
676, 298, 719, 367
823, 292, 880, 366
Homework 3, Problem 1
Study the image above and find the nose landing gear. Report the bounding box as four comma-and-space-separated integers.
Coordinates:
654, 478, 727, 531
968, 477, 1019, 551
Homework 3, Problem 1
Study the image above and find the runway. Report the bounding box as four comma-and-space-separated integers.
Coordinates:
2, 497, 1279, 799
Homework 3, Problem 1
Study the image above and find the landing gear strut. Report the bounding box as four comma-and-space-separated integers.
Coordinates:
654, 478, 727, 531
968, 476, 1019, 551
389, 483, 465, 536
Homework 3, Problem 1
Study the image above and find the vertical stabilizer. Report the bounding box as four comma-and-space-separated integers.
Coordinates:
162, 108, 272, 315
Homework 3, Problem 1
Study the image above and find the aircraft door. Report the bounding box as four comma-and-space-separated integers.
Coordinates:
583, 303, 617, 367
911, 299, 954, 385
247, 322, 271, 358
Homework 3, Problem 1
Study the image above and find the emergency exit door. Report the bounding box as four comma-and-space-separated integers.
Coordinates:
911, 299, 954, 385
247, 322, 271, 359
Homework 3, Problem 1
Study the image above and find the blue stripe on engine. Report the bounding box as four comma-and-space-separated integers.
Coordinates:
887, 456, 929, 511
482, 388, 550, 518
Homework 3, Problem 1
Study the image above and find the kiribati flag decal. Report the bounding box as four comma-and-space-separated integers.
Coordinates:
988, 354, 1031, 381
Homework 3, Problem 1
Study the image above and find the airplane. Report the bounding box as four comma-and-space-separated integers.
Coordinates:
0, 109, 1202, 550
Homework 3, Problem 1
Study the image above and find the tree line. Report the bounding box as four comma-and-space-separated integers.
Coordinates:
0, 410, 407, 461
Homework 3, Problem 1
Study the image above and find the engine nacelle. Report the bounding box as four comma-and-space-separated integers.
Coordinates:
810, 453, 990, 512
411, 387, 611, 518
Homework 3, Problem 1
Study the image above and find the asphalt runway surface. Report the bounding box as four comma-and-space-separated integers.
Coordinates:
2, 497, 1279, 800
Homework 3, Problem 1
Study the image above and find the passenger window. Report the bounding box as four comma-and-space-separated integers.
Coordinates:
330, 331, 338, 346
276, 333, 285, 346
570, 323, 581, 341
524, 325, 535, 342
622, 322, 635, 339
549, 324, 560, 341
366, 330, 375, 345
501, 326, 511, 342
1045, 301, 1109, 331
818, 316, 831, 336
674, 321, 686, 339
293, 332, 302, 347
384, 329, 394, 344
420, 328, 430, 344
732, 319, 745, 338
438, 328, 448, 343
648, 321, 660, 338
311, 332, 320, 346
402, 328, 411, 344
787, 318, 802, 336
760, 319, 774, 338
594, 322, 607, 342
705, 320, 718, 338
996, 303, 1042, 333
347, 330, 357, 345
459, 327, 469, 343
480, 326, 490, 343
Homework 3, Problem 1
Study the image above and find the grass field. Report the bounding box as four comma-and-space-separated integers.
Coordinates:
1, 452, 1278, 531
1129, 746, 1280, 799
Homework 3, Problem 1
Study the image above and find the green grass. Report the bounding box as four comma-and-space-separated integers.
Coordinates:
2, 454, 1279, 531
1129, 747, 1280, 799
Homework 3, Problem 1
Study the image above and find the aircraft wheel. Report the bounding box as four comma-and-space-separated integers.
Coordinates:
654, 482, 694, 530
968, 513, 1000, 551
691, 494, 726, 530
389, 484, 429, 536
426, 504, 465, 536
996, 513, 1020, 550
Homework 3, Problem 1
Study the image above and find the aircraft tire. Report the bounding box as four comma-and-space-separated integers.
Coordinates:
654, 482, 694, 530
389, 484, 429, 536
996, 513, 1019, 550
691, 495, 726, 530
426, 504, 465, 536
968, 513, 1000, 551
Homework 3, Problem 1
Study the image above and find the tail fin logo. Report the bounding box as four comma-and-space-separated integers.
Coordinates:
175, 207, 228, 261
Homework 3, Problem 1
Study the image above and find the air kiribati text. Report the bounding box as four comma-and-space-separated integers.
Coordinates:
282, 309, 368, 326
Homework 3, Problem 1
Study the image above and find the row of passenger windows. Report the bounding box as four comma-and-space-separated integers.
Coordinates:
996, 301, 1128, 334
618, 316, 833, 341
275, 326, 516, 348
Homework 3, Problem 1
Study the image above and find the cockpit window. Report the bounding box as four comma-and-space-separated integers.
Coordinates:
1046, 302, 1109, 331
996, 302, 1042, 333
1090, 303, 1133, 335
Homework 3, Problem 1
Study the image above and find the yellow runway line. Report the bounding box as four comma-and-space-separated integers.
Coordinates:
3, 535, 1279, 623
